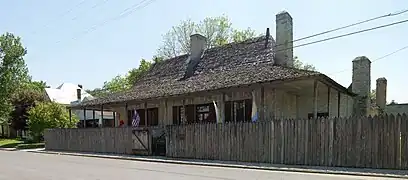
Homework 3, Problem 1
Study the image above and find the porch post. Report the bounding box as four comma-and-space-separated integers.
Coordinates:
164, 99, 168, 125
83, 108, 86, 128
182, 99, 186, 124
260, 86, 265, 121
337, 92, 341, 117
113, 111, 116, 127
296, 95, 300, 119
100, 105, 104, 128
125, 103, 128, 126
220, 93, 225, 123
69, 108, 72, 123
144, 102, 148, 127
313, 80, 318, 119
92, 110, 95, 127
327, 86, 331, 117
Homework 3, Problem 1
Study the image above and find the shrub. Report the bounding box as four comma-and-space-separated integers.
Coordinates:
27, 102, 78, 142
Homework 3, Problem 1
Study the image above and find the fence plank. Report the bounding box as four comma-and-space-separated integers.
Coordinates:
47, 114, 407, 170
401, 114, 408, 169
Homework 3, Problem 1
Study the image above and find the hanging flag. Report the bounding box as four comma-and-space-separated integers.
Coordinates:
213, 100, 221, 123
251, 91, 259, 122
132, 109, 140, 127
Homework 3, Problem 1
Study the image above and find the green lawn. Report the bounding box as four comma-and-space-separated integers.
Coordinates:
0, 138, 44, 149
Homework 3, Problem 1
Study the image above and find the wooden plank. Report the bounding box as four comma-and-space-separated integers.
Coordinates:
396, 114, 402, 169
243, 122, 248, 162
373, 115, 380, 168
296, 119, 303, 165
312, 118, 320, 166
284, 119, 289, 164
378, 115, 385, 168
338, 116, 346, 167
264, 121, 270, 163
277, 119, 283, 164
251, 122, 257, 162
304, 118, 309, 165
401, 114, 408, 169
221, 123, 227, 161
256, 122, 261, 163
390, 114, 398, 169
294, 119, 299, 165
271, 119, 276, 164
319, 117, 324, 166
363, 116, 371, 168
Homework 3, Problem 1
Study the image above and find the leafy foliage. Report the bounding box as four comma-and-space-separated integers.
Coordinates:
127, 59, 153, 86
9, 80, 48, 131
87, 58, 158, 98
0, 33, 30, 125
157, 15, 257, 59
27, 102, 78, 141
88, 15, 315, 97
293, 56, 316, 71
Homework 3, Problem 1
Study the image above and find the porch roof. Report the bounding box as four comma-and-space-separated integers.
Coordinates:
71, 36, 354, 109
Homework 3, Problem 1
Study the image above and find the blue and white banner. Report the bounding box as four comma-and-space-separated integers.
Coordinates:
132, 109, 140, 127
213, 100, 221, 123
251, 91, 259, 122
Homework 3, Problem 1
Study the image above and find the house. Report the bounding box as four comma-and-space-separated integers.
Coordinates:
70, 11, 374, 127
45, 83, 115, 127
371, 77, 408, 115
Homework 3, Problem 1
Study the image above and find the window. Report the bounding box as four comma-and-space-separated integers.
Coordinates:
127, 109, 146, 126
196, 103, 216, 123
172, 106, 182, 125
225, 99, 252, 122
147, 108, 159, 126
186, 105, 196, 124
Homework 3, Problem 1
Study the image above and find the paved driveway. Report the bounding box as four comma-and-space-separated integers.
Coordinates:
0, 151, 399, 180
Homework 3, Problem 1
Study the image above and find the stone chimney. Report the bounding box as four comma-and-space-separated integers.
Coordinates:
77, 84, 82, 101
76, 89, 81, 100
184, 34, 207, 78
352, 56, 371, 116
275, 11, 293, 67
376, 77, 387, 110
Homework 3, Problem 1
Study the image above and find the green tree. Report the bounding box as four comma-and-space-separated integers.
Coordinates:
127, 59, 153, 86
293, 56, 316, 71
89, 16, 315, 97
9, 80, 48, 131
87, 58, 157, 98
85, 88, 108, 98
157, 15, 257, 59
27, 102, 78, 142
0, 33, 29, 127
102, 75, 130, 93
231, 28, 257, 43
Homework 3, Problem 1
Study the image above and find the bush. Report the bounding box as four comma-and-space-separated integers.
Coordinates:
27, 102, 78, 142
15, 143, 44, 149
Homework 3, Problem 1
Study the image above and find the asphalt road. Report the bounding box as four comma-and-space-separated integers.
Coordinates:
0, 151, 399, 180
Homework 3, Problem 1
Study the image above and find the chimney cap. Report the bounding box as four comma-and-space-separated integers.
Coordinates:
276, 11, 292, 19
352, 56, 371, 63
376, 77, 387, 81
190, 34, 207, 40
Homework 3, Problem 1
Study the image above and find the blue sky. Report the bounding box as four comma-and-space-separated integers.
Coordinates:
1, 0, 407, 102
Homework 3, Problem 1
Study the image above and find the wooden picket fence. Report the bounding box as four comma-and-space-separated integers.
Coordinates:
166, 114, 408, 169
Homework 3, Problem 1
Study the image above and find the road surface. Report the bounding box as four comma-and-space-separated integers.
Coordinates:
0, 151, 399, 180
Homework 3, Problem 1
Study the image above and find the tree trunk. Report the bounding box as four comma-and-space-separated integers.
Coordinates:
1, 125, 4, 137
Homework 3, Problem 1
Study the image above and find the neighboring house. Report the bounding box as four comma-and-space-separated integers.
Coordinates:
45, 83, 115, 127
71, 11, 375, 127
370, 77, 408, 115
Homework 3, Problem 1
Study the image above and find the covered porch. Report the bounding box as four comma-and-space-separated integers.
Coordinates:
70, 76, 355, 127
